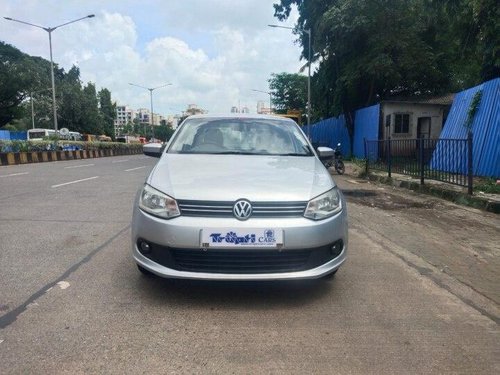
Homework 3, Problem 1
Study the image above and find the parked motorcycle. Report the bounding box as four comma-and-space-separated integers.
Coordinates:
324, 143, 345, 175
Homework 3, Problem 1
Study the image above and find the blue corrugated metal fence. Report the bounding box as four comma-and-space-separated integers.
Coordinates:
353, 104, 380, 159
431, 78, 499, 178
306, 115, 351, 157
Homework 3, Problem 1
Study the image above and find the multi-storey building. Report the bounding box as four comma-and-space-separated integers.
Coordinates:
257, 100, 272, 115
114, 105, 135, 136
115, 104, 181, 135
135, 108, 151, 126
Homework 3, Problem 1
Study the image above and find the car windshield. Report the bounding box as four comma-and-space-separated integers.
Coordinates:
168, 117, 313, 156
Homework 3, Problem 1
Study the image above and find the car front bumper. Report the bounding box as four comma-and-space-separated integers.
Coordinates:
131, 205, 348, 281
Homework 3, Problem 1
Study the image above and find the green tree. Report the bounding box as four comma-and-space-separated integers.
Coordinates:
274, 0, 498, 115
268, 72, 307, 115
80, 83, 101, 135
98, 88, 116, 137
154, 124, 175, 142
58, 66, 83, 132
1, 42, 120, 136
273, 0, 495, 144
0, 42, 42, 127
428, 0, 500, 85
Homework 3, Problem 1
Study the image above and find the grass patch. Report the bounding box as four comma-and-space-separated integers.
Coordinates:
474, 178, 500, 194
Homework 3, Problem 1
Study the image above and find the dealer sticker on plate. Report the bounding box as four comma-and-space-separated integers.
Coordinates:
201, 228, 283, 248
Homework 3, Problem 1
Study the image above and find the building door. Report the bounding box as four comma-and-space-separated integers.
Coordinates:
417, 117, 431, 139
417, 117, 432, 162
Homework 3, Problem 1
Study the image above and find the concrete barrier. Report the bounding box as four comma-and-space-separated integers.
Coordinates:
0, 147, 142, 166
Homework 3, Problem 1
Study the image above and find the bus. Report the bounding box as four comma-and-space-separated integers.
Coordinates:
59, 131, 82, 141
27, 128, 57, 141
68, 131, 82, 141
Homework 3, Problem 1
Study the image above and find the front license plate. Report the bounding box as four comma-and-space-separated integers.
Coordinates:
201, 228, 283, 248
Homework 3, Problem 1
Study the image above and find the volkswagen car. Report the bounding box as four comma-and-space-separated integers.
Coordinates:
132, 114, 348, 280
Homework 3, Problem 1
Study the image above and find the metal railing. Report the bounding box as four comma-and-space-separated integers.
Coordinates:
364, 133, 473, 194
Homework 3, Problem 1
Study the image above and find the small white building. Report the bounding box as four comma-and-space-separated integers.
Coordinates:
380, 95, 454, 140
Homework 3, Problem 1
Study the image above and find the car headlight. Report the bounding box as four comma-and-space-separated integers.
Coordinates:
139, 184, 180, 219
304, 188, 342, 220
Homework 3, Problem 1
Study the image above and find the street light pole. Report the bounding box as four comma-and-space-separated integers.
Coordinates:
4, 15, 95, 132
268, 24, 312, 137
251, 89, 272, 114
129, 83, 172, 139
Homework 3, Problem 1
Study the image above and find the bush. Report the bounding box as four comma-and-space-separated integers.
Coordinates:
0, 140, 143, 153
474, 179, 500, 194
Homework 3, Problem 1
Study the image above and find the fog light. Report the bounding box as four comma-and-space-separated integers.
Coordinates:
330, 240, 343, 257
139, 240, 151, 254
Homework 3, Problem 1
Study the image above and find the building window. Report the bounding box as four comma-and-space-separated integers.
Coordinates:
394, 114, 410, 133
385, 114, 391, 127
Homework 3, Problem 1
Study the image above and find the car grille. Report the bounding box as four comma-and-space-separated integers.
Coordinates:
139, 240, 343, 274
177, 200, 307, 218
171, 249, 311, 273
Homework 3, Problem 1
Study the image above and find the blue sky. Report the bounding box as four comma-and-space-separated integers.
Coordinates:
2, 0, 303, 116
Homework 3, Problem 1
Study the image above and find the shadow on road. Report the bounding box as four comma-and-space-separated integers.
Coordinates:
131, 273, 338, 309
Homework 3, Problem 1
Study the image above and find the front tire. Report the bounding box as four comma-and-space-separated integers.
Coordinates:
321, 269, 338, 280
137, 264, 155, 277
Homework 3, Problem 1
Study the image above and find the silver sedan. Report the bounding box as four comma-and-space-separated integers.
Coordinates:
132, 114, 348, 280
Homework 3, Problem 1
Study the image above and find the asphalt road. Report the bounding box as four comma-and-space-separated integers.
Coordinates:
0, 156, 498, 374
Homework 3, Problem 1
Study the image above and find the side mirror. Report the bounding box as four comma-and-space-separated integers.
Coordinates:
143, 143, 165, 158
316, 146, 334, 160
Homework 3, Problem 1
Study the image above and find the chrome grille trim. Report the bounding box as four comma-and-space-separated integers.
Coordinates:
177, 200, 307, 218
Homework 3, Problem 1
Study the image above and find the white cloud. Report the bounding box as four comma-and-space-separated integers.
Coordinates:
2, 1, 303, 115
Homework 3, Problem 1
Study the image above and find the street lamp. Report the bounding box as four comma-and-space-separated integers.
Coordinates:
251, 89, 272, 114
129, 83, 172, 138
268, 24, 312, 137
4, 14, 95, 133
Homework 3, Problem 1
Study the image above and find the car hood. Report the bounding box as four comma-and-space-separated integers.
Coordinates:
147, 154, 335, 202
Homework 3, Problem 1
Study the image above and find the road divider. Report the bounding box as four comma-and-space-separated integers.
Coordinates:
0, 147, 142, 166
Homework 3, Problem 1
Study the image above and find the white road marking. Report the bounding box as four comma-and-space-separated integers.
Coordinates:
64, 164, 95, 169
51, 176, 99, 188
0, 172, 29, 178
0, 339, 4, 344
112, 159, 129, 163
57, 281, 70, 290
125, 166, 146, 172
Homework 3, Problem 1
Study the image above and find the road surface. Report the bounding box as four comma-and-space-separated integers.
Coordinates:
0, 156, 498, 373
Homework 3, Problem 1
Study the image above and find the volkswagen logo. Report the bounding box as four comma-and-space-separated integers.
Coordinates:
233, 200, 252, 220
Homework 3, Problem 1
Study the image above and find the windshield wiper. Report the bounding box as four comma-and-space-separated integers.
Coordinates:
211, 151, 257, 155
276, 153, 311, 156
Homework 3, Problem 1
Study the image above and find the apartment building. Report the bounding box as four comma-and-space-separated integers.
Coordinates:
114, 105, 135, 135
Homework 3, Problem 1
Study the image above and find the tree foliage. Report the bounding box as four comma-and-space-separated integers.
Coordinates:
98, 88, 116, 137
0, 42, 51, 127
0, 41, 117, 136
273, 0, 499, 132
152, 124, 175, 142
268, 72, 307, 115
